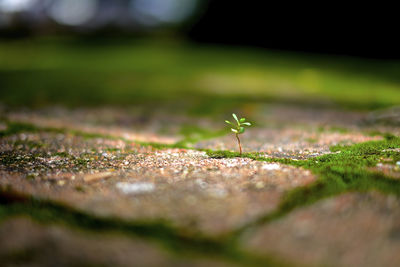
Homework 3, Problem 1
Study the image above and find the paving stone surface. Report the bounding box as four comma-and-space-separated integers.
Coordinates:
0, 146, 316, 234
242, 192, 400, 267
0, 217, 232, 267
1, 105, 400, 266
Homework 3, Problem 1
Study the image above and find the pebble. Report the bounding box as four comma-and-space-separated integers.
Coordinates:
255, 181, 265, 189
195, 179, 207, 189
116, 182, 155, 194
208, 188, 227, 198
83, 172, 113, 182
262, 163, 280, 171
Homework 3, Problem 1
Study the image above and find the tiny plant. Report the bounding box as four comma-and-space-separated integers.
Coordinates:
225, 113, 251, 155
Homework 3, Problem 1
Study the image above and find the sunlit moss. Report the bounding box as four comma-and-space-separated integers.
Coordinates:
234, 134, 400, 234
0, 38, 399, 111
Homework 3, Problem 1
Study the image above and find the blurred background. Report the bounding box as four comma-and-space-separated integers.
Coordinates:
0, 0, 399, 112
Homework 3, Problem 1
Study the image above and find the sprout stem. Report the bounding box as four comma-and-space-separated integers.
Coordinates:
235, 133, 242, 155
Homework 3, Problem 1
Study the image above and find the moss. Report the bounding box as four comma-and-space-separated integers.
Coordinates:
0, 247, 38, 265
176, 125, 227, 147
0, 120, 121, 143
0, 120, 68, 138
135, 141, 185, 150
3, 118, 400, 251
54, 152, 69, 157
0, 120, 192, 152
205, 150, 241, 159
74, 185, 86, 193
305, 137, 318, 144
69, 129, 117, 140
15, 140, 46, 149
317, 125, 350, 134
2, 38, 400, 111
104, 148, 120, 152
73, 157, 90, 167
234, 134, 400, 234
0, 152, 45, 167
0, 121, 40, 137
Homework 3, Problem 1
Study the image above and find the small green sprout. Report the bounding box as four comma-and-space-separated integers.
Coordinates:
225, 113, 251, 155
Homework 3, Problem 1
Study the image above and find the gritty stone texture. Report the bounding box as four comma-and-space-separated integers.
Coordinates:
0, 147, 316, 235
7, 108, 181, 144
194, 104, 395, 158
243, 192, 400, 267
1, 105, 399, 266
196, 127, 381, 159
370, 163, 400, 180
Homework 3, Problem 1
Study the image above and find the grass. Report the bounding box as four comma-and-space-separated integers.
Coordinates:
0, 37, 400, 111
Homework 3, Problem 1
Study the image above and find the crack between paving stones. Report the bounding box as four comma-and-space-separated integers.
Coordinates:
2, 119, 400, 255
0, 187, 289, 267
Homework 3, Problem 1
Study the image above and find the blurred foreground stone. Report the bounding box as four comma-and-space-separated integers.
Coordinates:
243, 192, 400, 267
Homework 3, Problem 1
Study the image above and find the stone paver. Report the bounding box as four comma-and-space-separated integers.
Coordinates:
242, 192, 400, 267
1, 105, 400, 266
0, 147, 316, 235
196, 128, 381, 159
0, 217, 232, 267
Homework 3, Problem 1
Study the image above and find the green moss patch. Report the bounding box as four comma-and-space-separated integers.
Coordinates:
234, 134, 400, 234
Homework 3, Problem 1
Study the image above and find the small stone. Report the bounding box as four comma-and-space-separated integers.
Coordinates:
116, 182, 155, 195
208, 188, 227, 198
262, 163, 280, 171
83, 172, 113, 183
195, 179, 207, 189
255, 181, 265, 189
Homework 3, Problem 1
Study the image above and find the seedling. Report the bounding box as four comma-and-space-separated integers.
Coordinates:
225, 113, 251, 155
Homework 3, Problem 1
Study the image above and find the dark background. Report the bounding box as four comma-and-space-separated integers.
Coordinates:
1, 0, 398, 59
188, 2, 399, 59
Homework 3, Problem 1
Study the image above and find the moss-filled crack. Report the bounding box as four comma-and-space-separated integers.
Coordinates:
232, 134, 400, 237
2, 118, 400, 261
0, 119, 214, 150
0, 187, 288, 267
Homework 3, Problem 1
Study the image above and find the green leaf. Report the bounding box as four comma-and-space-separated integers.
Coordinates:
225, 120, 233, 125
232, 113, 239, 124
239, 127, 245, 133
242, 122, 251, 126
240, 118, 246, 122
231, 128, 238, 133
